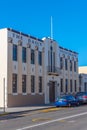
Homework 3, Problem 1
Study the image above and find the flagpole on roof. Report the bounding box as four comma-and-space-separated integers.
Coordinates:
51, 16, 53, 40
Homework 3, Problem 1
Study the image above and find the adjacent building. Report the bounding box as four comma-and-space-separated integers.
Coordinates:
79, 66, 87, 74
0, 28, 79, 107
79, 66, 87, 92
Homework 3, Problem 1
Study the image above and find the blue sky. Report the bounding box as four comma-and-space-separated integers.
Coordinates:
0, 0, 87, 66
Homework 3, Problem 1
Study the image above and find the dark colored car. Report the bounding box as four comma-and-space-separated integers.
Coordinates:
55, 95, 79, 107
75, 92, 87, 104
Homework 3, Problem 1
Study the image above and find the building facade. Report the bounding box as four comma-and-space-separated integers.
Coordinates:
79, 66, 87, 74
0, 28, 79, 107
79, 66, 87, 92
79, 74, 87, 92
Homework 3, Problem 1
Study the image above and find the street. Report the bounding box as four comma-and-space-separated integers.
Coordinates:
0, 105, 87, 130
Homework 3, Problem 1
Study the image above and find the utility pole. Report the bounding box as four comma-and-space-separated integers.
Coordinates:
3, 78, 5, 112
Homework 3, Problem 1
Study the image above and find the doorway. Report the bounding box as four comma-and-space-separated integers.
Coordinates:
49, 82, 55, 103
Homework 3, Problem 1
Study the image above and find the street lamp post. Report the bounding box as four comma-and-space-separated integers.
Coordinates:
3, 78, 5, 112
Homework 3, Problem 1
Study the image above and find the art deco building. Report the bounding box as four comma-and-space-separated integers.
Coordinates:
0, 28, 79, 107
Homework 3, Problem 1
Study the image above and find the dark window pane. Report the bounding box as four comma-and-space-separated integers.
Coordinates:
65, 79, 68, 92
22, 47, 26, 63
38, 51, 42, 65
70, 79, 72, 92
39, 77, 42, 93
74, 61, 76, 72
60, 79, 63, 92
60, 57, 63, 69
31, 50, 35, 64
70, 60, 72, 71
13, 45, 17, 61
65, 59, 67, 70
75, 80, 77, 92
12, 74, 17, 93
31, 75, 35, 93
22, 75, 26, 93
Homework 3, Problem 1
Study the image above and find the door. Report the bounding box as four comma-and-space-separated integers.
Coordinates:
49, 82, 55, 102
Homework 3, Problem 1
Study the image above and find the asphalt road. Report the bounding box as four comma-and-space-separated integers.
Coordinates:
0, 105, 87, 130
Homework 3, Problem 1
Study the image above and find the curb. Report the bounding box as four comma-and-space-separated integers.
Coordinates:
0, 106, 55, 116
0, 112, 9, 117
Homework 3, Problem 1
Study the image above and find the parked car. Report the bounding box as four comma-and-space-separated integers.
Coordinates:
55, 95, 79, 107
75, 92, 87, 104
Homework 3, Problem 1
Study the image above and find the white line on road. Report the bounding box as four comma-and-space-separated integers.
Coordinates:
16, 111, 87, 130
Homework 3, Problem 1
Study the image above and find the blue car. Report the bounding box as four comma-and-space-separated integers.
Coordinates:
75, 92, 87, 104
55, 95, 79, 107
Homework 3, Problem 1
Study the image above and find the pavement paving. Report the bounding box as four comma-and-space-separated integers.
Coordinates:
0, 104, 55, 115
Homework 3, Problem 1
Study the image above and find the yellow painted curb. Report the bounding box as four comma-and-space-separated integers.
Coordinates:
0, 112, 9, 116
39, 107, 66, 113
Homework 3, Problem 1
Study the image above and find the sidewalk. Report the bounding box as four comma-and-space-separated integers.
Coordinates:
0, 104, 55, 115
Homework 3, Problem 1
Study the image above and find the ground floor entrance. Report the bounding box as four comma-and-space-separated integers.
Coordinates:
49, 81, 55, 103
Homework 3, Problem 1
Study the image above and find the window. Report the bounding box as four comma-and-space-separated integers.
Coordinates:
48, 51, 50, 67
74, 61, 76, 72
74, 80, 77, 92
31, 50, 35, 64
70, 60, 72, 71
65, 59, 67, 70
53, 52, 55, 67
39, 76, 42, 93
60, 57, 63, 69
13, 44, 17, 61
84, 82, 87, 92
65, 79, 68, 92
12, 74, 17, 93
22, 47, 26, 63
31, 75, 35, 93
50, 46, 53, 72
32, 40, 34, 43
22, 75, 26, 93
60, 79, 63, 92
38, 51, 42, 65
70, 80, 72, 92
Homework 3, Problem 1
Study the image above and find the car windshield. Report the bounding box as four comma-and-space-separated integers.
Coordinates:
56, 95, 75, 101
62, 95, 75, 100
76, 92, 87, 96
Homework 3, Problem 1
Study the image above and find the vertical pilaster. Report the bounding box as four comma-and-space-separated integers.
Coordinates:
18, 45, 22, 94
27, 47, 31, 94
72, 60, 74, 93
68, 59, 70, 93
63, 57, 65, 93
42, 49, 44, 94
35, 49, 38, 93
8, 43, 13, 94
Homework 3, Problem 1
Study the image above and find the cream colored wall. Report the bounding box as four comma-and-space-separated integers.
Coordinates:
59, 48, 79, 94
0, 28, 79, 107
79, 66, 87, 74
7, 30, 44, 98
43, 38, 60, 104
0, 29, 8, 107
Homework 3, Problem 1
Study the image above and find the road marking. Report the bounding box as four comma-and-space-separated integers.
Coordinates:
58, 119, 66, 122
32, 118, 52, 122
39, 107, 66, 113
16, 111, 87, 130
